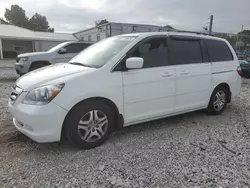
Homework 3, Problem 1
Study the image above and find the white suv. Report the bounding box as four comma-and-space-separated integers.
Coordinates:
15, 41, 92, 75
9, 32, 241, 149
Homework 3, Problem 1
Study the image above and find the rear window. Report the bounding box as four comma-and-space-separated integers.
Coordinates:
169, 39, 203, 65
205, 39, 233, 62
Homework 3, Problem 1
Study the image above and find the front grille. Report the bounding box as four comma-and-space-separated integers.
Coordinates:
16, 57, 21, 63
10, 85, 23, 104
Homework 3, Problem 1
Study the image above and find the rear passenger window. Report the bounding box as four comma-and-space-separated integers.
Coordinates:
205, 39, 233, 62
130, 37, 169, 68
169, 39, 203, 65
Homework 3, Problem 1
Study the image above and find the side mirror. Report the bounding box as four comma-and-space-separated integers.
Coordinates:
126, 57, 143, 69
58, 47, 67, 54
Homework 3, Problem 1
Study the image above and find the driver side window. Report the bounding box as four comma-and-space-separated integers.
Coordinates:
130, 37, 169, 68
64, 43, 82, 54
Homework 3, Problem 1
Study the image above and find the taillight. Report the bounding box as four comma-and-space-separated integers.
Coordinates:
237, 66, 242, 76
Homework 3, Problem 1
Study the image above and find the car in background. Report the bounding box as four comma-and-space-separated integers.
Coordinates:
239, 60, 250, 78
15, 41, 93, 76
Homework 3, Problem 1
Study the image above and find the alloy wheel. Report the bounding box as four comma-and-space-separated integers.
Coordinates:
77, 110, 108, 143
213, 90, 226, 111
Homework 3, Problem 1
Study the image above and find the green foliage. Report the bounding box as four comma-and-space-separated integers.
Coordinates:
1, 4, 54, 32
4, 5, 29, 28
238, 30, 250, 44
29, 13, 54, 32
0, 18, 9, 24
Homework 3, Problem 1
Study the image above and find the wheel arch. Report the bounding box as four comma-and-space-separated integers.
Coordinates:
29, 61, 51, 71
61, 97, 123, 141
212, 83, 231, 103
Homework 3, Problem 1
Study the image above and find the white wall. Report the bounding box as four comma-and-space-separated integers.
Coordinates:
34, 41, 62, 52
110, 23, 161, 36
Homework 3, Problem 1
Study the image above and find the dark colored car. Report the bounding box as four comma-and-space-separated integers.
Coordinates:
239, 60, 250, 78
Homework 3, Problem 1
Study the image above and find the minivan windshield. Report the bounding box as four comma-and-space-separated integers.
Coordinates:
69, 36, 136, 68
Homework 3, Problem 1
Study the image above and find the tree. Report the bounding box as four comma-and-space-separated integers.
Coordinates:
95, 19, 109, 26
4, 5, 29, 28
29, 13, 54, 32
2, 4, 54, 32
0, 18, 9, 24
238, 30, 250, 44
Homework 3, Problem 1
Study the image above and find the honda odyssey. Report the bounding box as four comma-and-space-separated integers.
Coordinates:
9, 32, 241, 149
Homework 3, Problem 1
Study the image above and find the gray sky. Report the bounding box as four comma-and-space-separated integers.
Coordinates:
0, 0, 249, 33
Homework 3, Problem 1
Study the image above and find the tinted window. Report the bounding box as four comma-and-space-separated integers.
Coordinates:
130, 37, 168, 68
205, 39, 233, 62
70, 36, 136, 68
79, 43, 91, 50
65, 43, 82, 53
169, 39, 202, 65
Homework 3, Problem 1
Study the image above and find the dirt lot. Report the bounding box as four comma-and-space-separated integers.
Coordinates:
0, 65, 250, 187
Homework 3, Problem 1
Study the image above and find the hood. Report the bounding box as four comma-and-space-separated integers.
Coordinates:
16, 63, 93, 91
18, 51, 49, 57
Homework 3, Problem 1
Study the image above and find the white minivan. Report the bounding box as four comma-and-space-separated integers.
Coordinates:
9, 32, 241, 149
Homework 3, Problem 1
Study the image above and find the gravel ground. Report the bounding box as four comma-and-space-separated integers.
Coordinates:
0, 60, 15, 68
0, 60, 19, 81
0, 77, 250, 187
0, 68, 19, 81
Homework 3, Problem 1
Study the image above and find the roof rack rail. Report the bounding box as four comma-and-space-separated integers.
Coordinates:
172, 30, 211, 36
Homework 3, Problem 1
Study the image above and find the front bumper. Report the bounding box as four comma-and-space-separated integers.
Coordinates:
15, 60, 31, 75
9, 93, 68, 143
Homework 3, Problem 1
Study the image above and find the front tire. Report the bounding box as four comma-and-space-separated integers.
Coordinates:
63, 100, 115, 149
206, 86, 228, 115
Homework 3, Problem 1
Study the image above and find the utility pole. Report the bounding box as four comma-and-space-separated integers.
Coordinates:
208, 15, 213, 35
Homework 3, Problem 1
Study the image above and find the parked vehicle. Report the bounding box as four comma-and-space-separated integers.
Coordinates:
9, 32, 241, 149
15, 41, 93, 76
239, 60, 250, 78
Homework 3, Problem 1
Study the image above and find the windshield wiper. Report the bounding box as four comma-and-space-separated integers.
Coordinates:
70, 62, 92, 68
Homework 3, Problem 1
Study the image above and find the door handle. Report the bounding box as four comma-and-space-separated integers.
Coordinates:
180, 71, 189, 75
162, 72, 173, 77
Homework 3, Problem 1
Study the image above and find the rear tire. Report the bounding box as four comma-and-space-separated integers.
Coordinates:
206, 86, 228, 115
63, 100, 115, 149
29, 62, 49, 72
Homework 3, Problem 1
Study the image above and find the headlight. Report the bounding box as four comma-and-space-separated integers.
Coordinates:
22, 84, 64, 105
20, 57, 29, 61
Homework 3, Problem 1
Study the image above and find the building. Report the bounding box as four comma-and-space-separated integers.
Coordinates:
74, 22, 171, 42
0, 24, 77, 59
0, 22, 176, 59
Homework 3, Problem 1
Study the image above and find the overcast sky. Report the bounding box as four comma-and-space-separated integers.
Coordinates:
0, 0, 249, 33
